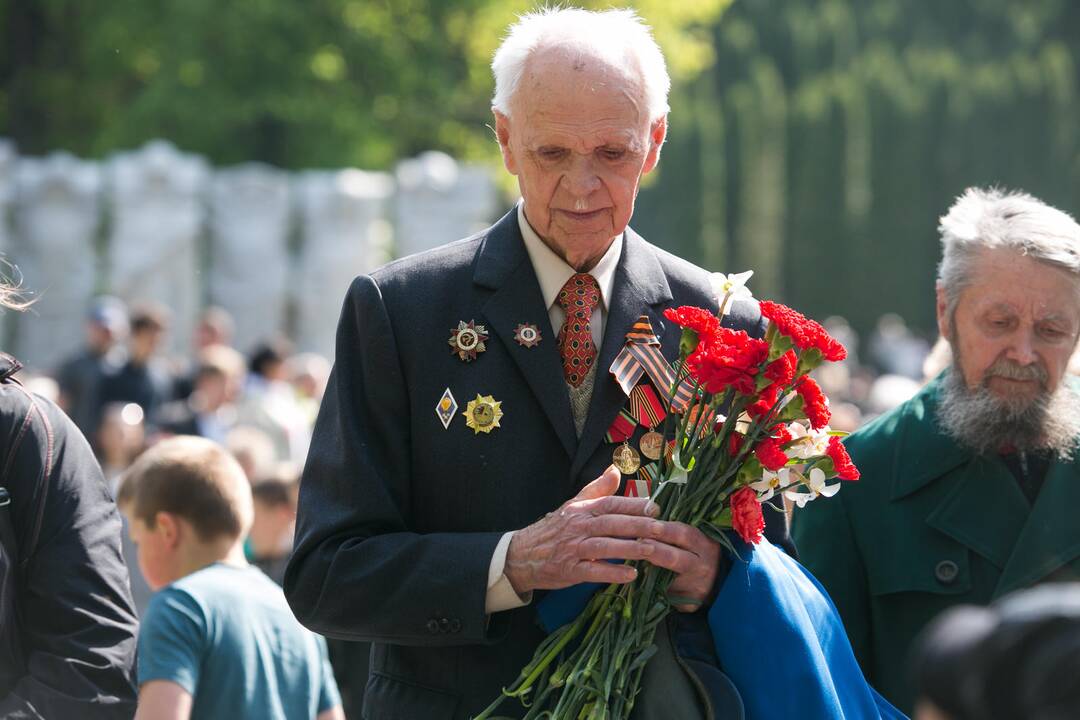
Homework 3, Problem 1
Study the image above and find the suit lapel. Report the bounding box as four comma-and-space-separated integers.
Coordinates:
569, 229, 673, 485
475, 210, 578, 458
994, 453, 1080, 597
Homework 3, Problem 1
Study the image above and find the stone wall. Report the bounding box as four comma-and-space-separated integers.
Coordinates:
0, 141, 501, 371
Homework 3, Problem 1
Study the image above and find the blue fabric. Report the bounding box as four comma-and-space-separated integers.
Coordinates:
537, 542, 906, 720
138, 563, 340, 720
710, 538, 904, 719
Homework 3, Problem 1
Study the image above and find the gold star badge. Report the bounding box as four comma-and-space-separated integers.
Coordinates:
465, 394, 503, 434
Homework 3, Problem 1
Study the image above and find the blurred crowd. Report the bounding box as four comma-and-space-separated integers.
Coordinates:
23, 296, 326, 612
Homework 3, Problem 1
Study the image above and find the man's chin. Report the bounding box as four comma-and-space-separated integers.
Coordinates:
982, 378, 1043, 411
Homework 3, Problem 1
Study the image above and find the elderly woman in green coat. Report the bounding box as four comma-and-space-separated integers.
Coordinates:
793, 187, 1080, 715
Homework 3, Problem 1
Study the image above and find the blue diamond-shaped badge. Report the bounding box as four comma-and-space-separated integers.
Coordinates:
435, 388, 458, 430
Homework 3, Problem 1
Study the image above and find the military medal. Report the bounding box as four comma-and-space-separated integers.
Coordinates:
612, 442, 641, 475
465, 394, 503, 434
435, 388, 458, 430
514, 323, 541, 348
449, 320, 488, 362
639, 429, 663, 461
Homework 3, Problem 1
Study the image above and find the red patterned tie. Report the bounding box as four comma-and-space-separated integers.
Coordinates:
556, 273, 602, 387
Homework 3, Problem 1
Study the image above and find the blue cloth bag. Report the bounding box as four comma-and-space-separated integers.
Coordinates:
537, 539, 906, 720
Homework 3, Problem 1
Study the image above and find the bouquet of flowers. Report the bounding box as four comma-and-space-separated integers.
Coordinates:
474, 288, 859, 720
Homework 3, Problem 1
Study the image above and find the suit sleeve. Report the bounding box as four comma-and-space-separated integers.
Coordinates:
284, 275, 506, 646
790, 490, 873, 675
0, 399, 139, 720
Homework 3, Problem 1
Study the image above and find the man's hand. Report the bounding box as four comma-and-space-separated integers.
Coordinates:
504, 466, 724, 610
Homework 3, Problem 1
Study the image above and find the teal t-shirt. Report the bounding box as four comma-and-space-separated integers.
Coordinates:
138, 563, 341, 720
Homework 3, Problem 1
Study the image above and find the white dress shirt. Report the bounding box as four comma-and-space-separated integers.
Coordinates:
484, 202, 624, 614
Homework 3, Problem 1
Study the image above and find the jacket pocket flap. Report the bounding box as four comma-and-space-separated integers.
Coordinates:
362, 672, 459, 719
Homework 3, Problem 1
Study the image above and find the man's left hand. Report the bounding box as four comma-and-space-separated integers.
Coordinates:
641, 524, 723, 612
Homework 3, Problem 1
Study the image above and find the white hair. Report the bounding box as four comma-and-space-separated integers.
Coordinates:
491, 7, 670, 121
937, 187, 1080, 316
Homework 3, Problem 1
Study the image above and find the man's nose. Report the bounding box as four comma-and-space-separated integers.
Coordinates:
1006, 331, 1039, 366
563, 155, 601, 196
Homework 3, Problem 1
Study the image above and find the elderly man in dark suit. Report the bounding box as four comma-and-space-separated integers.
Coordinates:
285, 8, 782, 719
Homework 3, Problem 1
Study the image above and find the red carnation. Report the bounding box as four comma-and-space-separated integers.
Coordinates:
771, 423, 793, 445
730, 487, 765, 544
728, 432, 744, 458
664, 306, 720, 348
759, 301, 847, 362
754, 436, 789, 471
687, 328, 769, 395
795, 376, 831, 430
826, 436, 860, 481
764, 350, 797, 386
747, 382, 780, 420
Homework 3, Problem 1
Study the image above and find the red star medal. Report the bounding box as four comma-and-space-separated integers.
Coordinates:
448, 320, 488, 362
514, 323, 541, 348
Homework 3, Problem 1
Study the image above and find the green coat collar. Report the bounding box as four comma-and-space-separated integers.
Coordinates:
892, 372, 1080, 597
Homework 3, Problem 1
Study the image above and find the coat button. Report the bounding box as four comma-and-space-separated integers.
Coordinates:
439, 617, 450, 633
449, 618, 462, 633
426, 619, 440, 634
935, 560, 959, 585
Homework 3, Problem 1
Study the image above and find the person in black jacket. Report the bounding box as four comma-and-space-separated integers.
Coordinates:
0, 347, 139, 718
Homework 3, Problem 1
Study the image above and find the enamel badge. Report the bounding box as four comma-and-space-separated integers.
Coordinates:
514, 323, 542, 348
449, 320, 488, 362
465, 394, 503, 434
435, 388, 458, 430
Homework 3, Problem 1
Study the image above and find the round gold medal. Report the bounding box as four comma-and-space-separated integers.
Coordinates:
639, 431, 664, 461
612, 442, 641, 475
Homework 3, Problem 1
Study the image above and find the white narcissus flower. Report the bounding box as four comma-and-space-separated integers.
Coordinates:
749, 467, 796, 501
786, 423, 832, 460
710, 270, 754, 316
784, 467, 841, 508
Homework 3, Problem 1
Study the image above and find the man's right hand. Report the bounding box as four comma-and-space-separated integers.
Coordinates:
504, 466, 667, 595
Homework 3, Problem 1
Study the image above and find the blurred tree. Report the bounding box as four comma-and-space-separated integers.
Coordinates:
0, 0, 730, 169
633, 0, 1080, 338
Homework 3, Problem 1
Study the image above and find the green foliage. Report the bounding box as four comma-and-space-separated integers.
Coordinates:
0, 0, 729, 168
633, 0, 1080, 338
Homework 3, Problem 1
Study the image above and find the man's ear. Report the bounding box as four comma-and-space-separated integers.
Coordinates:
642, 115, 668, 175
935, 284, 950, 339
154, 511, 182, 550
493, 110, 518, 175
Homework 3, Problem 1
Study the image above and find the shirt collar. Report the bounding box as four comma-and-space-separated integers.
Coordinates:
517, 200, 622, 312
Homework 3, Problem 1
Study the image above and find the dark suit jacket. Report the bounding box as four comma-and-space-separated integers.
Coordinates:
285, 209, 776, 719
792, 372, 1080, 714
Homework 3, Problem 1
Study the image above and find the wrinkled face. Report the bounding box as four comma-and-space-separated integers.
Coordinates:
938, 249, 1080, 402
495, 49, 666, 270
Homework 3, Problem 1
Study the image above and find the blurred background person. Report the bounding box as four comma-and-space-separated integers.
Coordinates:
911, 583, 1080, 720
55, 296, 129, 442
247, 462, 300, 586
100, 303, 174, 430
157, 344, 245, 444
173, 306, 238, 401
225, 425, 278, 484
96, 401, 154, 614
116, 436, 343, 720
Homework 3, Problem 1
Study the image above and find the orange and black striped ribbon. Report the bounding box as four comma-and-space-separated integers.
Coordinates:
629, 385, 666, 427
609, 315, 693, 412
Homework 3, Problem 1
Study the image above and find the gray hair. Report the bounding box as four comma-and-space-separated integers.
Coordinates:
491, 7, 670, 121
937, 187, 1080, 317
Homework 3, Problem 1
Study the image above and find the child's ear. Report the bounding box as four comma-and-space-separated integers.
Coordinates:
155, 511, 182, 549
